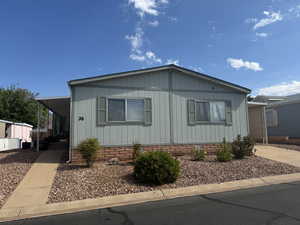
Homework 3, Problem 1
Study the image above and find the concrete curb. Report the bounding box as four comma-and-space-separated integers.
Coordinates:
1, 172, 300, 222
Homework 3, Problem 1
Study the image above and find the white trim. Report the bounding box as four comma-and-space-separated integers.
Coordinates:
36, 96, 70, 101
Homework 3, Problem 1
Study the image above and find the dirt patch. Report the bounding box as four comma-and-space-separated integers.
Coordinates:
0, 150, 40, 208
48, 155, 300, 204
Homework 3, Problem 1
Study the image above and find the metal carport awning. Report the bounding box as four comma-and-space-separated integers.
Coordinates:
35, 96, 70, 152
37, 96, 70, 118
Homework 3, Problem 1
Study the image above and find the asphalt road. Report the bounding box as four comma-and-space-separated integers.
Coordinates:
2, 182, 300, 225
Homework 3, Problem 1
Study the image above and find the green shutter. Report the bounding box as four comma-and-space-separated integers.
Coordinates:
187, 99, 196, 125
97, 97, 107, 126
144, 98, 152, 126
225, 100, 232, 126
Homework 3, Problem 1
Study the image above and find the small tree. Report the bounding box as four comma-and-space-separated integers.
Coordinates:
232, 135, 246, 159
77, 138, 100, 167
132, 142, 142, 162
243, 136, 255, 156
216, 138, 232, 162
191, 147, 206, 161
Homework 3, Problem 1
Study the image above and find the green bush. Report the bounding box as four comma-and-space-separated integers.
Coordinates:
191, 147, 206, 161
216, 138, 232, 162
243, 136, 255, 156
77, 138, 100, 167
134, 151, 180, 185
232, 135, 246, 159
232, 135, 256, 159
132, 142, 142, 162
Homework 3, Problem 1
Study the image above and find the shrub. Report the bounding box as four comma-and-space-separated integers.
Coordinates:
232, 135, 256, 159
77, 138, 100, 167
134, 151, 180, 185
243, 136, 255, 156
216, 138, 232, 162
132, 142, 142, 162
191, 147, 206, 161
232, 135, 246, 159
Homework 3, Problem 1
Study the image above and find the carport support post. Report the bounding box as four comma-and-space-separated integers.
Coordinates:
37, 103, 40, 152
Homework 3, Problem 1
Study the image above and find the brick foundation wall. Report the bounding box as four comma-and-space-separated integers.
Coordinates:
72, 143, 222, 163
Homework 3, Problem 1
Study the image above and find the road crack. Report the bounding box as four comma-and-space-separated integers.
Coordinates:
106, 208, 134, 225
201, 195, 300, 223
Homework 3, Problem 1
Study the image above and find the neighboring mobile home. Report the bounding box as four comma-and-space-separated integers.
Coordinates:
266, 96, 300, 139
0, 119, 33, 151
38, 65, 251, 161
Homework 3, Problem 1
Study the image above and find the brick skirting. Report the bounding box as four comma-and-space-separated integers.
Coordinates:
72, 143, 222, 162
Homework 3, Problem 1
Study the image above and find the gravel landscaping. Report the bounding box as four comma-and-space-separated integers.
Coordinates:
269, 144, 300, 152
48, 155, 300, 203
0, 150, 40, 208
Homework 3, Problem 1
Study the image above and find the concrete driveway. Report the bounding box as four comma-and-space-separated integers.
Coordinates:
255, 145, 300, 167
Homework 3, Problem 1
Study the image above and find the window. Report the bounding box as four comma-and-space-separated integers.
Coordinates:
108, 99, 125, 122
188, 99, 230, 125
210, 101, 226, 122
195, 102, 210, 122
127, 99, 144, 121
107, 98, 144, 122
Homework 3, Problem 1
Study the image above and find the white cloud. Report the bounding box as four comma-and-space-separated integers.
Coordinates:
128, 0, 168, 17
145, 51, 162, 63
256, 32, 268, 37
252, 11, 283, 30
168, 16, 178, 22
227, 58, 263, 72
166, 59, 179, 65
258, 81, 300, 96
129, 54, 146, 61
245, 18, 258, 24
289, 4, 300, 17
148, 20, 159, 27
125, 26, 144, 53
190, 66, 204, 73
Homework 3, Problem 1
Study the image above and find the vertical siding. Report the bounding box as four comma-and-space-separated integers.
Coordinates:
248, 106, 266, 140
72, 71, 170, 147
72, 70, 248, 147
268, 103, 300, 138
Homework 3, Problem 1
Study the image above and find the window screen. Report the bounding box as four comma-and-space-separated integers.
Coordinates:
108, 99, 125, 122
127, 99, 144, 121
195, 102, 210, 121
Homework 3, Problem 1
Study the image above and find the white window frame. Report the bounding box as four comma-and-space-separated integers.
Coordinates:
195, 100, 226, 124
106, 98, 145, 123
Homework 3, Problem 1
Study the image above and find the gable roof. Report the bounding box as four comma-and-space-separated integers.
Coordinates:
68, 64, 251, 94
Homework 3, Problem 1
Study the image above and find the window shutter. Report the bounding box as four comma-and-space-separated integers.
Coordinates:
144, 98, 152, 126
225, 101, 232, 126
97, 97, 107, 126
187, 99, 196, 125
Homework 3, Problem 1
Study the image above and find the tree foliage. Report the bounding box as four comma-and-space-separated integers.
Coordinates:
0, 85, 48, 127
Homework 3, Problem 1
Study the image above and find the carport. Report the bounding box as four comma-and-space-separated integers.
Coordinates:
36, 96, 70, 151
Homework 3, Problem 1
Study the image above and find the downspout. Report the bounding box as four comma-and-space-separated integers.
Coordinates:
245, 97, 250, 136
66, 84, 73, 163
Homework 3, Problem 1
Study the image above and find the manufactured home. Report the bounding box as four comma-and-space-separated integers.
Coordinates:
38, 65, 252, 161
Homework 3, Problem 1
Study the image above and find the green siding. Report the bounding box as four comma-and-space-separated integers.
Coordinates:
71, 70, 248, 147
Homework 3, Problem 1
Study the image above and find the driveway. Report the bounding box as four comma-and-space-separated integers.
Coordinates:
1, 182, 300, 225
255, 145, 300, 167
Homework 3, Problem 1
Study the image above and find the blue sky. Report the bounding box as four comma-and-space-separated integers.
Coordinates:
1, 0, 300, 97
